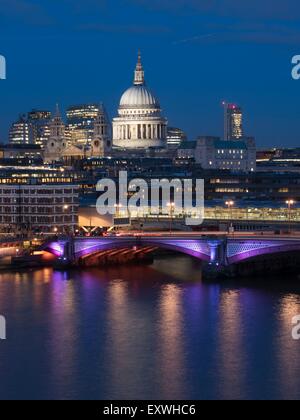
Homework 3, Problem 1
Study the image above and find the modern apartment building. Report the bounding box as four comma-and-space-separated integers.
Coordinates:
0, 167, 79, 235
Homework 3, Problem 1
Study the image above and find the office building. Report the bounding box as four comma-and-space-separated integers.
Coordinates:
9, 115, 30, 145
223, 103, 243, 140
0, 144, 42, 160
66, 103, 104, 146
27, 110, 52, 148
0, 167, 80, 235
166, 127, 187, 149
177, 136, 256, 172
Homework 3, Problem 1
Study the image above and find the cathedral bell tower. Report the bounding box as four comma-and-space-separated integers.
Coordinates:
44, 104, 67, 162
50, 104, 66, 141
91, 105, 112, 157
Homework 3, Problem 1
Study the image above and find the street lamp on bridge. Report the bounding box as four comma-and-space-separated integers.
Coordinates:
225, 200, 235, 233
114, 203, 123, 216
114, 204, 123, 232
167, 202, 175, 234
286, 199, 295, 234
63, 205, 70, 236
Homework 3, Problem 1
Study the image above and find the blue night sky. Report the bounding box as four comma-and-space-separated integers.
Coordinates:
1, 0, 300, 147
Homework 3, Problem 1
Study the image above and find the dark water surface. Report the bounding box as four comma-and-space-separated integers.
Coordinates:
0, 256, 300, 400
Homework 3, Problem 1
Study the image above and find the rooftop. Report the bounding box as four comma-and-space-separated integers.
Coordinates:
0, 144, 42, 150
178, 141, 197, 150
214, 140, 247, 150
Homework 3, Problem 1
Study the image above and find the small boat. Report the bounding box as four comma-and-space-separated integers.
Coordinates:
53, 257, 74, 270
11, 254, 44, 269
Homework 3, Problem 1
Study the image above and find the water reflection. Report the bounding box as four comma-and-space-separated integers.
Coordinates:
105, 276, 158, 399
0, 260, 300, 399
276, 294, 300, 400
217, 290, 246, 400
106, 280, 132, 398
157, 284, 186, 399
48, 272, 79, 399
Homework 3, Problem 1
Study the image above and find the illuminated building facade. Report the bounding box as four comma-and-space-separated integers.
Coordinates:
90, 106, 112, 156
223, 103, 243, 140
44, 105, 67, 162
113, 52, 168, 150
166, 127, 187, 149
9, 115, 30, 145
177, 136, 256, 172
66, 104, 109, 146
0, 167, 79, 234
27, 110, 52, 148
44, 105, 111, 163
0, 144, 42, 160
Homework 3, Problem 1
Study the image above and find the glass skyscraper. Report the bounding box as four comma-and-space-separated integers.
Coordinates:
27, 110, 52, 148
9, 115, 30, 145
66, 104, 102, 146
223, 103, 243, 140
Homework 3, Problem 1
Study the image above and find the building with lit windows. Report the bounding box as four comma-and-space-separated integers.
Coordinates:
44, 105, 111, 163
223, 103, 243, 140
0, 144, 42, 160
9, 115, 30, 145
66, 104, 109, 146
177, 136, 256, 172
27, 110, 52, 148
113, 52, 168, 150
166, 127, 187, 149
0, 167, 80, 235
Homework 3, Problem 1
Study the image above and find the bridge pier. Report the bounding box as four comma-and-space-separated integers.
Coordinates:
201, 239, 228, 279
207, 239, 227, 266
67, 238, 75, 262
57, 237, 75, 266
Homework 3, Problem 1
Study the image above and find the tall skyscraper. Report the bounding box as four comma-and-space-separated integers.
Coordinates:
223, 102, 243, 140
9, 115, 30, 145
66, 104, 101, 146
27, 110, 52, 148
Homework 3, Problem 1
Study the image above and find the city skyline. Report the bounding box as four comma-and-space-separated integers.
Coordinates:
1, 0, 300, 147
2, 1, 300, 404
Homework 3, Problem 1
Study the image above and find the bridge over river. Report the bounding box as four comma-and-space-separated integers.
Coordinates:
43, 232, 300, 276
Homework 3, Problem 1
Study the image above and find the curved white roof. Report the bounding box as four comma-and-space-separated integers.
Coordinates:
120, 85, 160, 109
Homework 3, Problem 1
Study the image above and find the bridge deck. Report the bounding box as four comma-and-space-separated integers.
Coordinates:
43, 232, 300, 267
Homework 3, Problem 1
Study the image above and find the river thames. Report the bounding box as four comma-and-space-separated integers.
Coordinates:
0, 255, 300, 400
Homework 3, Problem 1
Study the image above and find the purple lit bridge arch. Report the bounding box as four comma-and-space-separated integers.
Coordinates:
44, 237, 212, 263
43, 235, 300, 267
226, 239, 300, 265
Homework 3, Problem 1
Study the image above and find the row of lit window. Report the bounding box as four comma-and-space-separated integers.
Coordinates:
217, 150, 244, 154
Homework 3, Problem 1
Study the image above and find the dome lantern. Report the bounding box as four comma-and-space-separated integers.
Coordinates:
134, 50, 145, 86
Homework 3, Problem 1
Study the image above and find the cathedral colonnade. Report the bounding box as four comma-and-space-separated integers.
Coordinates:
114, 123, 167, 141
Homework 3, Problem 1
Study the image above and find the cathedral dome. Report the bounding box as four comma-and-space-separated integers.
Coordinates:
120, 85, 160, 109
113, 52, 167, 150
